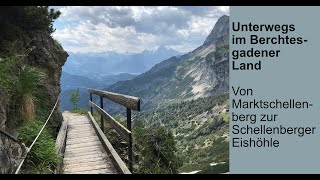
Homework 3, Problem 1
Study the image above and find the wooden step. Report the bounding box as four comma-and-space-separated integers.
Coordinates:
63, 156, 106, 165
64, 145, 102, 154
66, 168, 115, 174
64, 164, 112, 173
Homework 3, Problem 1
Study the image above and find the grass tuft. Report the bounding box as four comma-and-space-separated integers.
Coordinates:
21, 94, 35, 122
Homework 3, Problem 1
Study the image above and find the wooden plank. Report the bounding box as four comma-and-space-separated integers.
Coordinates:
64, 149, 104, 158
55, 119, 68, 174
64, 146, 102, 155
65, 141, 102, 149
68, 122, 91, 125
67, 133, 97, 139
89, 101, 131, 142
63, 160, 109, 168
63, 156, 106, 165
67, 130, 96, 135
66, 136, 98, 142
88, 88, 140, 111
66, 136, 98, 143
66, 140, 101, 146
63, 153, 106, 162
70, 168, 115, 174
64, 164, 111, 173
88, 112, 131, 174
55, 119, 68, 155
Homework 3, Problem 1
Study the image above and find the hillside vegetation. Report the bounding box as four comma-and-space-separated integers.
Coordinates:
135, 93, 229, 173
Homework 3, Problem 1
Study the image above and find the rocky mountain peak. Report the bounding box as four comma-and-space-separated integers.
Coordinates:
204, 15, 229, 45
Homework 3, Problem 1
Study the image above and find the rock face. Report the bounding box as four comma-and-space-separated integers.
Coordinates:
204, 15, 229, 45
26, 32, 68, 135
0, 31, 68, 174
0, 91, 24, 174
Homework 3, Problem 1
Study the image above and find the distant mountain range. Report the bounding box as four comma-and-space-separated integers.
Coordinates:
60, 41, 182, 111
62, 45, 182, 76
61, 71, 137, 91
60, 72, 136, 110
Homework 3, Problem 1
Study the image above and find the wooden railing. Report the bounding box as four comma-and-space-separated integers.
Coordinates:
88, 88, 141, 173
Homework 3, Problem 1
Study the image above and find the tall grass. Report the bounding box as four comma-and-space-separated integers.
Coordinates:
0, 56, 16, 96
0, 55, 46, 127
17, 65, 46, 122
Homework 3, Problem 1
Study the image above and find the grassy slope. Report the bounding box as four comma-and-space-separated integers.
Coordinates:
135, 93, 229, 173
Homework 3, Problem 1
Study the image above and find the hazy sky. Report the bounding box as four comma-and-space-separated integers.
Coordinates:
52, 6, 229, 54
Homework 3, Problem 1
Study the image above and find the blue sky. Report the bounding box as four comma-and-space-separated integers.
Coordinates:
52, 6, 229, 54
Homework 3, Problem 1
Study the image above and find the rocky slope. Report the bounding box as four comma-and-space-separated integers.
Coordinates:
204, 15, 229, 45
0, 31, 68, 173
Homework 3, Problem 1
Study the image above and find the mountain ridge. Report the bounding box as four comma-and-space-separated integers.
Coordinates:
62, 45, 182, 76
106, 15, 229, 111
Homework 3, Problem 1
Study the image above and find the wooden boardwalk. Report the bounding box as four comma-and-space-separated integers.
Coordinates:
62, 112, 117, 174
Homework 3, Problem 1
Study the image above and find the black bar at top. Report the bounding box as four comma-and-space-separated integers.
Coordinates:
1, 0, 317, 6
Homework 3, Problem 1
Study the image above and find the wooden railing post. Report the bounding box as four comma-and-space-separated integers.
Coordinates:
88, 88, 140, 173
100, 96, 104, 132
127, 107, 133, 173
90, 93, 93, 115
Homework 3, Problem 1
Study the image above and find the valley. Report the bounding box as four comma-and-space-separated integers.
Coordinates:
60, 72, 137, 110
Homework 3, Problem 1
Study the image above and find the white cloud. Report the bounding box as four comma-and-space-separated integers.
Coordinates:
52, 6, 229, 53
54, 21, 157, 53
218, 6, 230, 14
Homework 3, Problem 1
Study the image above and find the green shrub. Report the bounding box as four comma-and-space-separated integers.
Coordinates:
69, 88, 80, 110
133, 123, 183, 174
